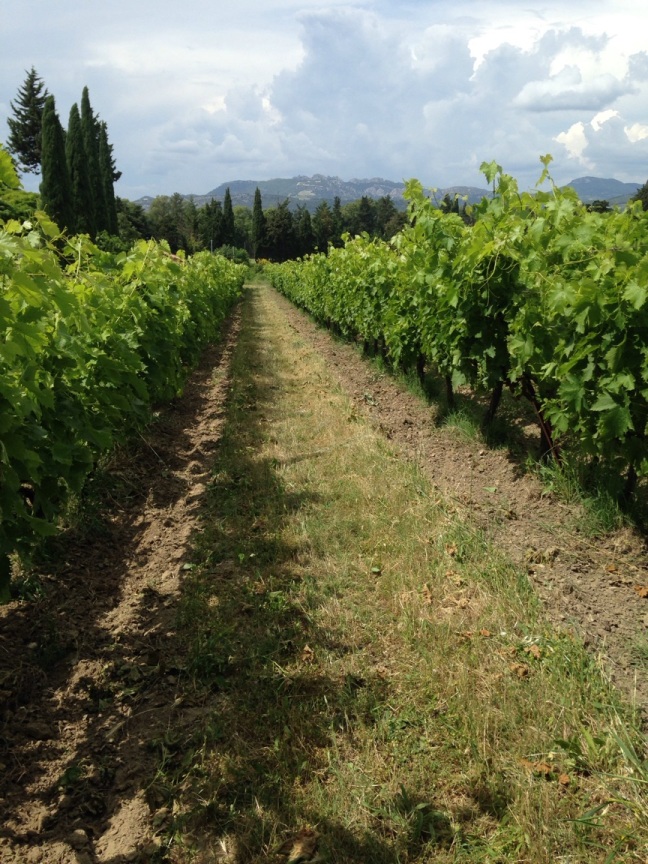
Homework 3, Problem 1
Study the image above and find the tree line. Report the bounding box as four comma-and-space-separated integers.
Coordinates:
115, 188, 407, 262
5, 67, 119, 239
3, 69, 405, 260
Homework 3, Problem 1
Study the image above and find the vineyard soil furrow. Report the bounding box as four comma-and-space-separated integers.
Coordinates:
0, 312, 242, 863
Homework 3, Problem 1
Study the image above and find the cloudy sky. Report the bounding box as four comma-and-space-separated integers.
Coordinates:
1, 0, 647, 200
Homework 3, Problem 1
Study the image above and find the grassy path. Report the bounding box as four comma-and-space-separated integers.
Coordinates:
167, 284, 646, 863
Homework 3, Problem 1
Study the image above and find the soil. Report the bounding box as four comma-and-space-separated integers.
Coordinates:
0, 314, 241, 864
0, 284, 647, 863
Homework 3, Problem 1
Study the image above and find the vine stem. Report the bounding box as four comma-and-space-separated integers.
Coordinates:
520, 374, 561, 463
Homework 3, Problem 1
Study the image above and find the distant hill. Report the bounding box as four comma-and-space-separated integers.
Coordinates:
201, 175, 409, 210
560, 176, 641, 207
132, 173, 643, 212
134, 174, 492, 212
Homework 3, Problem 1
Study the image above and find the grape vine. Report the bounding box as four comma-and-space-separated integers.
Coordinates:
0, 148, 244, 597
268, 156, 648, 500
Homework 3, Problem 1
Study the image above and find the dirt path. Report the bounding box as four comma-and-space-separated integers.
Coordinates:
0, 282, 646, 863
270, 289, 648, 716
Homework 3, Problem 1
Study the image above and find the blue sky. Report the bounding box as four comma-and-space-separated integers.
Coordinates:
1, 0, 647, 199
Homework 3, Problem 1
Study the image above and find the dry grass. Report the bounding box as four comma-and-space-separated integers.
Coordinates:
162, 285, 647, 863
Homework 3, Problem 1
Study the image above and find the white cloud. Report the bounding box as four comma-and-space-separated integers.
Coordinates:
1, 0, 648, 196
591, 109, 619, 130
554, 108, 648, 179
625, 122, 648, 143
514, 67, 631, 111
554, 121, 591, 163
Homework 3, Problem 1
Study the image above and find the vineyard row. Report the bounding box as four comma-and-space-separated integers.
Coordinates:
0, 152, 244, 595
267, 157, 648, 499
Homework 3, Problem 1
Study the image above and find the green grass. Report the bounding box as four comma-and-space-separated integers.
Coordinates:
534, 455, 633, 538
158, 284, 648, 863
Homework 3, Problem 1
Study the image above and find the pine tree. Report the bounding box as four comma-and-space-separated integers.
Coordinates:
632, 181, 648, 210
265, 200, 296, 262
251, 187, 267, 258
199, 199, 223, 251
183, 197, 200, 253
66, 103, 94, 235
356, 196, 375, 235
169, 193, 188, 252
374, 195, 399, 237
6, 68, 49, 174
40, 96, 74, 231
312, 201, 335, 252
221, 188, 236, 246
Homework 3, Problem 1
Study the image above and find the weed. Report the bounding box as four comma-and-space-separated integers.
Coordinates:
535, 455, 628, 537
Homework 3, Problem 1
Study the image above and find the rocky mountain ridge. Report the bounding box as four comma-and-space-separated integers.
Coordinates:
133, 173, 642, 211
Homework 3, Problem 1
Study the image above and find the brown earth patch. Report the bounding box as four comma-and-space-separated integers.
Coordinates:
0, 310, 241, 863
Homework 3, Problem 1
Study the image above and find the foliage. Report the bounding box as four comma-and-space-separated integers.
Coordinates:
222, 188, 236, 246
312, 200, 336, 252
214, 244, 250, 265
98, 121, 119, 233
265, 200, 297, 262
632, 180, 648, 211
0, 159, 38, 224
40, 95, 74, 233
114, 197, 151, 247
268, 156, 648, 496
294, 205, 316, 257
8, 71, 119, 240
251, 186, 267, 258
137, 190, 407, 261
65, 103, 94, 235
0, 150, 244, 598
80, 87, 103, 234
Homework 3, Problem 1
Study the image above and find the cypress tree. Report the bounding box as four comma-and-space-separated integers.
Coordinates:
295, 205, 315, 257
98, 122, 118, 234
221, 188, 236, 246
332, 195, 344, 246
80, 87, 104, 232
40, 96, 74, 231
251, 187, 267, 258
66, 103, 94, 235
6, 67, 49, 174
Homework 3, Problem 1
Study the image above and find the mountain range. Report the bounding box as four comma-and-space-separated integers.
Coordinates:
134, 174, 643, 212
